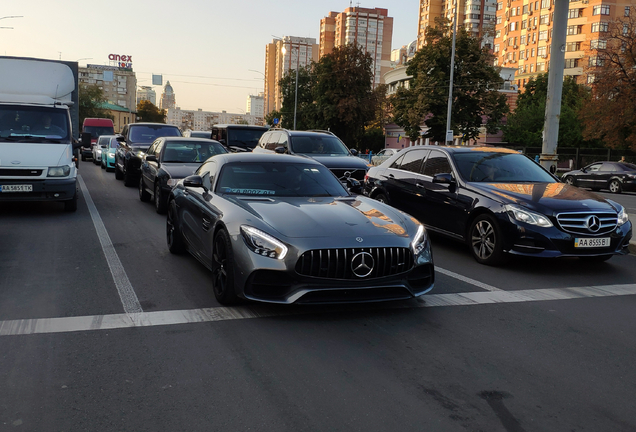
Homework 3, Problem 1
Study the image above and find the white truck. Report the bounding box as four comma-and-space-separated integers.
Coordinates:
0, 56, 82, 211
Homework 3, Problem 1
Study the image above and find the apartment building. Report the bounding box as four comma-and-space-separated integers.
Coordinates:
319, 7, 394, 87
166, 108, 262, 131
264, 36, 319, 116
417, 0, 498, 48
246, 93, 265, 118
137, 86, 157, 106
79, 64, 137, 110
493, 0, 633, 90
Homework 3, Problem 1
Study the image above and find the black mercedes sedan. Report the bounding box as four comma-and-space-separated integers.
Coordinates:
562, 161, 636, 194
139, 137, 228, 213
166, 153, 434, 305
364, 146, 632, 265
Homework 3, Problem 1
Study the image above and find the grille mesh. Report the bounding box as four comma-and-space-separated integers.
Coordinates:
556, 211, 618, 235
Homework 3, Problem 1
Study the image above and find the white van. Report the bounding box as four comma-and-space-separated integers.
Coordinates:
0, 57, 81, 211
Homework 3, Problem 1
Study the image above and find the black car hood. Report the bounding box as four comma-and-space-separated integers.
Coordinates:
227, 195, 412, 239
160, 163, 200, 179
471, 182, 621, 215
303, 155, 369, 170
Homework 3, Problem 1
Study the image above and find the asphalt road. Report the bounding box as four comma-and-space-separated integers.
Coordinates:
1, 163, 635, 431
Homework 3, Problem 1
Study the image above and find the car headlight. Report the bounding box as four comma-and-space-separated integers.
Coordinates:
411, 224, 428, 255
47, 166, 71, 177
240, 225, 288, 260
504, 204, 553, 228
135, 151, 146, 158
108, 151, 116, 156
167, 178, 178, 187
617, 205, 629, 226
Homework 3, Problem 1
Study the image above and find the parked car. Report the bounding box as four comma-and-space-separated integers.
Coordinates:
210, 124, 268, 152
562, 161, 636, 194
100, 135, 118, 171
139, 137, 228, 213
92, 135, 109, 165
252, 129, 370, 181
364, 146, 632, 265
115, 122, 182, 187
183, 130, 212, 139
372, 148, 401, 166
166, 153, 434, 305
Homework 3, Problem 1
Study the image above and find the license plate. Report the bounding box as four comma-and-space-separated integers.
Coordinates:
574, 237, 610, 248
0, 184, 33, 193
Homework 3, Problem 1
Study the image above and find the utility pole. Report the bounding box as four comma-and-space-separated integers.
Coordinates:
540, 0, 568, 173
445, 2, 459, 145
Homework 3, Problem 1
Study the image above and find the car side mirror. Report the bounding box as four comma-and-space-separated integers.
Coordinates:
432, 173, 455, 185
580, 167, 586, 173
100, 145, 107, 149
72, 140, 83, 150
183, 175, 207, 192
146, 155, 157, 162
274, 146, 287, 154
350, 148, 359, 156
116, 135, 125, 142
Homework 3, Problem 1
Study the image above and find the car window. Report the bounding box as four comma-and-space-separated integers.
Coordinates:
129, 125, 180, 144
265, 132, 281, 150
290, 135, 349, 155
109, 138, 118, 149
586, 163, 602, 172
163, 141, 227, 163
600, 162, 617, 172
390, 154, 405, 169
422, 151, 452, 177
147, 140, 160, 156
453, 152, 557, 182
278, 133, 289, 150
258, 132, 271, 148
393, 149, 428, 173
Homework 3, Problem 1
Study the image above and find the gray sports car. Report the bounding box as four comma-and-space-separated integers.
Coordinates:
166, 153, 434, 305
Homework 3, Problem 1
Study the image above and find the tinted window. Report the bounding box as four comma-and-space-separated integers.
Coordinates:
601, 162, 617, 172
108, 138, 119, 149
265, 132, 281, 150
188, 131, 212, 138
395, 149, 428, 173
84, 126, 115, 137
216, 162, 347, 197
422, 151, 452, 176
162, 141, 227, 163
227, 128, 267, 149
453, 152, 556, 182
290, 135, 349, 155
390, 154, 405, 169
129, 125, 181, 144
586, 163, 602, 172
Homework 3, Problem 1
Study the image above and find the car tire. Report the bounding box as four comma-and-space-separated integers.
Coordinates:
101, 159, 105, 169
468, 214, 506, 266
115, 158, 124, 180
609, 179, 622, 194
93, 156, 100, 165
139, 177, 151, 202
375, 193, 390, 205
212, 229, 239, 305
155, 182, 167, 214
123, 162, 135, 187
63, 192, 78, 212
81, 154, 86, 162
579, 254, 613, 263
564, 176, 575, 186
166, 200, 186, 254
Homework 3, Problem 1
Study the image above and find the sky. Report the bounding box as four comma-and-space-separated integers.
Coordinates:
2, 0, 419, 113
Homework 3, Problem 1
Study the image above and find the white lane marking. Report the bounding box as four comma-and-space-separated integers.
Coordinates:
2, 283, 635, 337
436, 267, 502, 291
78, 175, 143, 314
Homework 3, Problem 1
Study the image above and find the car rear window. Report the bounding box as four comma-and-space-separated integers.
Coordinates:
129, 125, 181, 144
453, 152, 557, 183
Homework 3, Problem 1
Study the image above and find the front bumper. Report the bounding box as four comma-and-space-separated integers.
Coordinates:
106, 154, 116, 168
0, 178, 77, 202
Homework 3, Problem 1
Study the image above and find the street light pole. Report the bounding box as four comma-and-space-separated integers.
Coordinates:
282, 43, 300, 130
445, 3, 458, 145
0, 15, 23, 29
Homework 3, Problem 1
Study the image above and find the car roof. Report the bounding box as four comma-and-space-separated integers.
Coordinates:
212, 152, 324, 166
212, 124, 268, 129
402, 145, 520, 155
160, 137, 221, 143
130, 122, 179, 127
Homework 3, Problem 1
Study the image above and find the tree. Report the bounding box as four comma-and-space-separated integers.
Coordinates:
580, 14, 636, 150
78, 84, 113, 125
265, 109, 283, 127
137, 100, 166, 123
391, 18, 508, 143
278, 66, 314, 130
503, 73, 594, 148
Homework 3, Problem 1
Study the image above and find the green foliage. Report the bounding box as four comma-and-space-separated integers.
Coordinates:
78, 84, 113, 126
503, 74, 594, 148
137, 100, 166, 123
391, 18, 508, 143
278, 66, 314, 130
361, 126, 386, 153
265, 109, 283, 127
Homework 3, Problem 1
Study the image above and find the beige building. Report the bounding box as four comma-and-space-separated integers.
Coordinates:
264, 36, 319, 116
137, 86, 157, 106
167, 108, 262, 131
417, 0, 498, 48
160, 81, 176, 110
79, 64, 137, 110
493, 0, 633, 90
320, 7, 394, 87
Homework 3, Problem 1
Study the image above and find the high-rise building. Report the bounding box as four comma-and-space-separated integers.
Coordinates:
493, 0, 633, 90
246, 93, 265, 119
417, 0, 498, 49
137, 86, 157, 106
79, 64, 137, 110
264, 36, 319, 116
160, 81, 176, 110
319, 7, 394, 86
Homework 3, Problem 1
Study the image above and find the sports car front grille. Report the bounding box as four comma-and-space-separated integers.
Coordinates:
556, 211, 618, 235
0, 169, 43, 176
295, 247, 413, 279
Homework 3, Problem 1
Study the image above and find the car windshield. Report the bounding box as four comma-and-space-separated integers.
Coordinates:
84, 126, 115, 137
227, 128, 267, 149
216, 162, 348, 197
163, 141, 228, 163
109, 139, 119, 149
290, 135, 350, 155
188, 131, 211, 138
0, 105, 70, 142
453, 152, 557, 183
129, 125, 181, 144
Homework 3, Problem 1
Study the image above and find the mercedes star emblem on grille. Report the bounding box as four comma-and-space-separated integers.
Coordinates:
586, 215, 601, 233
351, 252, 374, 278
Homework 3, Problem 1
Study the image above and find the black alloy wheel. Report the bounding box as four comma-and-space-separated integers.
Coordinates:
101, 158, 105, 169
166, 200, 186, 254
155, 183, 168, 214
564, 176, 575, 186
609, 179, 622, 194
212, 229, 238, 305
469, 214, 506, 265
375, 193, 390, 204
139, 177, 151, 202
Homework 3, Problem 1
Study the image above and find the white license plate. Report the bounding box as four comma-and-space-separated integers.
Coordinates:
0, 184, 33, 193
574, 237, 610, 248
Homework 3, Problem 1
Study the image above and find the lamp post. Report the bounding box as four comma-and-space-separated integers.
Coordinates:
281, 45, 299, 130
0, 15, 23, 29
445, 3, 458, 145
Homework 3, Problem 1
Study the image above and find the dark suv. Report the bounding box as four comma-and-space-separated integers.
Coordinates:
252, 129, 370, 181
210, 124, 268, 152
115, 123, 181, 186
